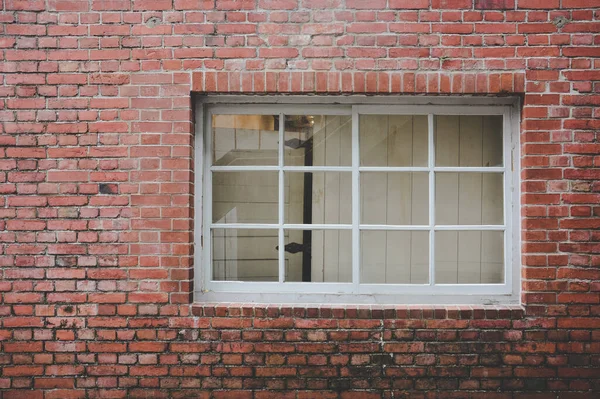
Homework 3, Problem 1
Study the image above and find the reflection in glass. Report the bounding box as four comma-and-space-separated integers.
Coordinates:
361, 172, 428, 225
435, 230, 504, 284
284, 115, 352, 167
435, 172, 503, 225
361, 231, 429, 284
212, 114, 278, 166
284, 229, 352, 283
212, 229, 278, 281
435, 115, 503, 167
360, 115, 428, 167
212, 171, 278, 223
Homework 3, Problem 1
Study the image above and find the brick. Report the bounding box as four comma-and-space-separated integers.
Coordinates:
475, 0, 515, 8
6, 220, 46, 231
4, 342, 43, 352
346, 0, 386, 8
432, 0, 472, 8
3, 366, 44, 376
259, 0, 298, 9
92, 0, 131, 10
389, 0, 428, 8
89, 73, 131, 85
518, 0, 560, 8
562, 0, 600, 6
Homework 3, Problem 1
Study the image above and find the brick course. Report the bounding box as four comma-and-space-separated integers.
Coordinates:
1, 0, 600, 397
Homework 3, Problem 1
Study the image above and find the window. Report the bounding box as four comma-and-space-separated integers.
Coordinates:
195, 97, 520, 305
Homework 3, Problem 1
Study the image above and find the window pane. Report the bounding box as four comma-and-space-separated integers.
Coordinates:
435, 230, 504, 284
361, 172, 428, 225
361, 231, 429, 284
284, 229, 352, 283
360, 115, 428, 167
212, 229, 278, 281
435, 172, 503, 225
435, 115, 503, 167
284, 115, 352, 167
213, 171, 278, 223
285, 172, 351, 224
212, 114, 278, 166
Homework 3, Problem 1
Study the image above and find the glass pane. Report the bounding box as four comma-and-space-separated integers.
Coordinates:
212, 114, 278, 166
285, 172, 351, 224
435, 230, 504, 284
360, 115, 428, 167
435, 172, 503, 225
361, 172, 428, 225
212, 229, 278, 281
361, 231, 429, 284
212, 171, 278, 223
284, 229, 352, 283
435, 115, 503, 167
284, 115, 352, 167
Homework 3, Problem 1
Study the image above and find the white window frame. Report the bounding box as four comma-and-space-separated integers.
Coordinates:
194, 96, 521, 305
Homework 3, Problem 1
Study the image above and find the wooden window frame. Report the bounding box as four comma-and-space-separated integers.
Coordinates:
194, 96, 521, 305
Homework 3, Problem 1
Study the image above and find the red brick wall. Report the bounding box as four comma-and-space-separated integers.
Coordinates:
1, 0, 599, 397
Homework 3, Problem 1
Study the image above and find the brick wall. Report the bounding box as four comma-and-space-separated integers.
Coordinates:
1, 0, 599, 397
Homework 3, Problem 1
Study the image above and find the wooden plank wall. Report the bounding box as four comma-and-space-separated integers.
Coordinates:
360, 115, 429, 284
434, 115, 504, 284
212, 115, 279, 281
285, 115, 353, 282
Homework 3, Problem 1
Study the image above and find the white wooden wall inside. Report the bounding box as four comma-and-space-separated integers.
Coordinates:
359, 115, 429, 284
434, 115, 504, 284
285, 115, 352, 283
211, 115, 279, 281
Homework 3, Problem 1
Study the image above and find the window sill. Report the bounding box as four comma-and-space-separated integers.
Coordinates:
191, 303, 525, 320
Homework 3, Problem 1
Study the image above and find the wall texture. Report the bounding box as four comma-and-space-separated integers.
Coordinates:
1, 0, 600, 398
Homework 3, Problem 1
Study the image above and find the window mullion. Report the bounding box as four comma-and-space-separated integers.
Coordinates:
283, 224, 352, 230
359, 166, 429, 172
434, 225, 505, 230
428, 113, 435, 286
278, 112, 285, 284
503, 107, 513, 293
204, 108, 214, 288
211, 166, 279, 172
352, 106, 360, 291
433, 166, 505, 173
